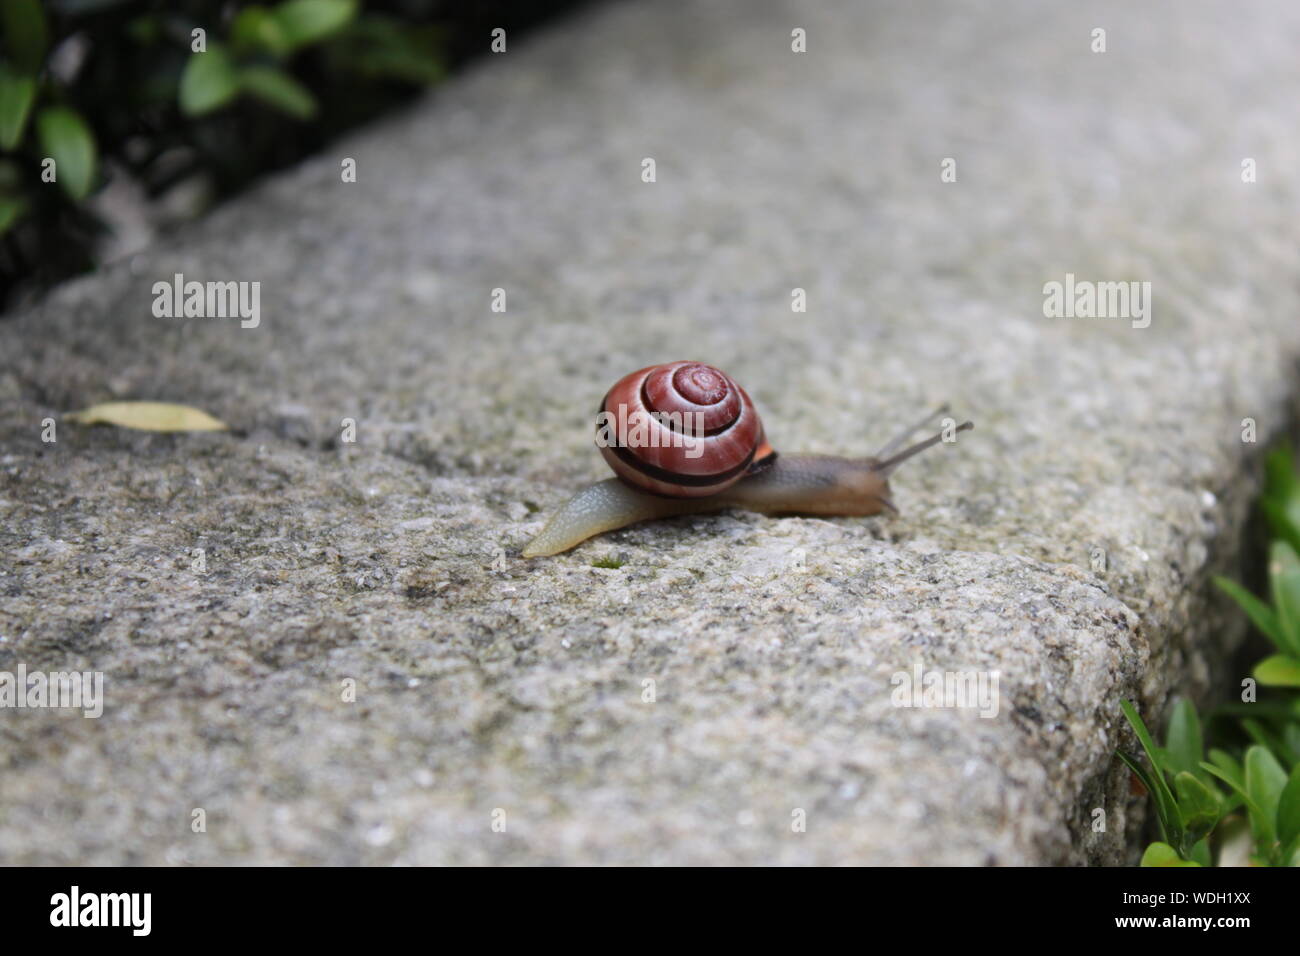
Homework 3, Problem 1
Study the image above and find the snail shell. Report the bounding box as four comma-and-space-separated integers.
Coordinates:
597, 361, 775, 498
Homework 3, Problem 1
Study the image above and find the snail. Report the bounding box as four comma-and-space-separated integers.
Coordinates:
522, 361, 972, 557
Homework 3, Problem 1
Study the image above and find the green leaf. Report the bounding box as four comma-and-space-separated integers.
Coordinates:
1163, 699, 1205, 780
1, 0, 48, 73
1189, 837, 1212, 867
1286, 722, 1300, 759
179, 45, 239, 117
1141, 842, 1199, 867
1214, 575, 1287, 652
325, 15, 444, 84
1206, 749, 1246, 813
35, 107, 96, 200
1119, 701, 1182, 840
1284, 833, 1300, 866
1261, 498, 1300, 566
237, 66, 317, 119
232, 6, 290, 57
1269, 541, 1300, 658
1174, 771, 1221, 844
1241, 718, 1288, 762
1244, 745, 1286, 852
0, 66, 36, 150
1254, 654, 1300, 688
0, 192, 26, 233
1278, 763, 1300, 848
124, 12, 161, 45
1263, 445, 1300, 547
1201, 761, 1268, 824
1118, 750, 1174, 846
270, 0, 357, 52
1208, 748, 1244, 782
1264, 445, 1299, 499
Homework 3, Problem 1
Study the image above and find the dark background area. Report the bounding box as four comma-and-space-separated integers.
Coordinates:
0, 0, 593, 314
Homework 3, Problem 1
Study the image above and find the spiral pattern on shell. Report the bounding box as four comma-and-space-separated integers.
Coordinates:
596, 361, 773, 498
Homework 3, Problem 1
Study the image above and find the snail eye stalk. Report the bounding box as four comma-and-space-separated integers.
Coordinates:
874, 403, 951, 459
874, 421, 974, 475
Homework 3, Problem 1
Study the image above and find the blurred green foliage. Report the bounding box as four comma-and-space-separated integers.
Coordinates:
1216, 446, 1300, 690
1120, 445, 1300, 866
0, 0, 585, 310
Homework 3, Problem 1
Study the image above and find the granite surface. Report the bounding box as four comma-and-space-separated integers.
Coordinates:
2, 0, 1300, 864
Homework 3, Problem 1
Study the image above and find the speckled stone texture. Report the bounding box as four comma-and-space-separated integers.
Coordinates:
3, 0, 1300, 865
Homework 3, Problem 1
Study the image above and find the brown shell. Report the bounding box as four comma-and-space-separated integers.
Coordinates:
595, 361, 774, 497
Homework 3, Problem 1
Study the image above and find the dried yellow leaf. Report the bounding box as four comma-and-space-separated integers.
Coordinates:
65, 401, 229, 432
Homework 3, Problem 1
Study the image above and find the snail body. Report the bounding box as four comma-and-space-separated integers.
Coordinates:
522, 362, 972, 557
